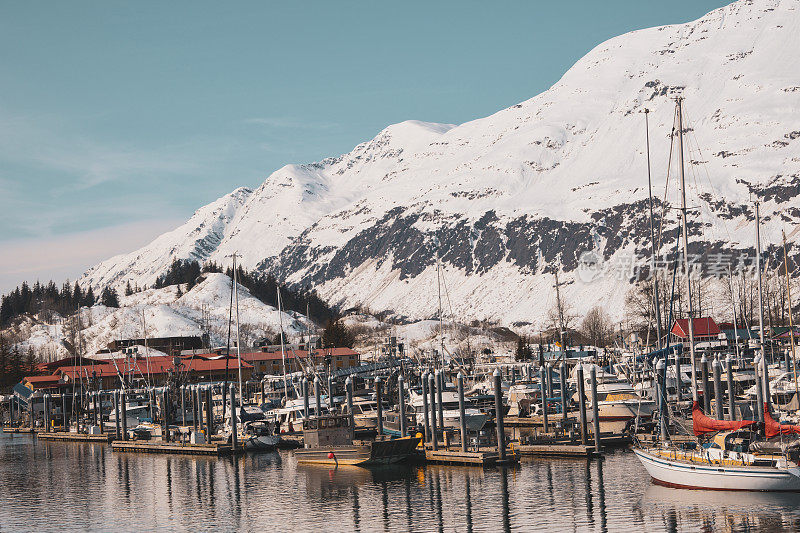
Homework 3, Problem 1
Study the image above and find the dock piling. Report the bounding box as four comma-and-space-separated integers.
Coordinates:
494, 369, 506, 461
712, 357, 722, 418
163, 388, 171, 442
229, 384, 237, 451
429, 372, 438, 450
180, 386, 186, 426
192, 386, 199, 434
398, 374, 407, 437
589, 366, 601, 454
435, 370, 444, 438
458, 372, 467, 452
726, 354, 735, 421
559, 362, 568, 422
701, 354, 711, 414
121, 391, 128, 441
656, 358, 668, 443
344, 376, 355, 427
422, 371, 430, 442
755, 357, 765, 422
303, 377, 309, 419
314, 376, 321, 416
539, 365, 549, 432
576, 364, 588, 445
114, 391, 121, 439
375, 376, 383, 436
205, 386, 213, 436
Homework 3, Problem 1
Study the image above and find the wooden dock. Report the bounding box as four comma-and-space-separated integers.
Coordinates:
2, 426, 36, 434
111, 439, 242, 456
424, 447, 519, 466
37, 432, 112, 443
517, 443, 598, 457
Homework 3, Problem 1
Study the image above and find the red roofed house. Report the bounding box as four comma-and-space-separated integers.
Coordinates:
241, 347, 361, 375
670, 317, 722, 343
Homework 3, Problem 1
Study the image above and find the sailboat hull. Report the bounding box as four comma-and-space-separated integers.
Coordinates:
634, 448, 800, 491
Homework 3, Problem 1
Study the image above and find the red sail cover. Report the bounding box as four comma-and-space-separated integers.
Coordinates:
692, 401, 756, 436
764, 405, 800, 438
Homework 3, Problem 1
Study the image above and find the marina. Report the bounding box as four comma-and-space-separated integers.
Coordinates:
2, 432, 800, 531
2, 0, 800, 531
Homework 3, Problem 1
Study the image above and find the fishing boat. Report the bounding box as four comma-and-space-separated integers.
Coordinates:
634, 402, 800, 491
221, 404, 281, 450
293, 414, 420, 466
407, 387, 488, 431
572, 364, 655, 421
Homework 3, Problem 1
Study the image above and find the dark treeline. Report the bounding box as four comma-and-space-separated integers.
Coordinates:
0, 334, 36, 391
155, 259, 337, 325
1, 258, 336, 333
1, 280, 96, 327
0, 279, 122, 327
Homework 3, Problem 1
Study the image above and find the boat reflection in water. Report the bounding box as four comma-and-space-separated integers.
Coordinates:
642, 483, 800, 532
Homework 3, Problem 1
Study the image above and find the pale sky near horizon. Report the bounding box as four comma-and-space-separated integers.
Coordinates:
0, 0, 732, 294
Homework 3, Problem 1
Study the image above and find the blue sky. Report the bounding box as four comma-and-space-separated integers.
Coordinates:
0, 0, 732, 292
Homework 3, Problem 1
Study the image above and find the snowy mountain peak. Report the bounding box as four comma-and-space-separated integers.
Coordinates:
83, 0, 800, 327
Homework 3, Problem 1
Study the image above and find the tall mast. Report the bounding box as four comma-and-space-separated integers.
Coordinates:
554, 271, 566, 349
645, 109, 663, 349
782, 229, 798, 397
233, 253, 243, 410
755, 201, 770, 411
676, 97, 698, 401
277, 286, 288, 402
728, 267, 741, 364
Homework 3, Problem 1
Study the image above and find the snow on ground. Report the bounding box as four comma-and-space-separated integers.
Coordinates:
8, 273, 313, 362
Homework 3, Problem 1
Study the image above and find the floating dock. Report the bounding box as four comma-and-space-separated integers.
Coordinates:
424, 446, 519, 466
37, 432, 113, 443
517, 443, 598, 457
2, 426, 36, 434
111, 439, 242, 456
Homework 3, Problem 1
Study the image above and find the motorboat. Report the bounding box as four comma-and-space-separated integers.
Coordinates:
571, 364, 656, 422
407, 386, 488, 431
221, 404, 280, 451
293, 414, 420, 466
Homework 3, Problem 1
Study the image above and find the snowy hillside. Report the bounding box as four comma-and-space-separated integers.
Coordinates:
82, 0, 800, 328
9, 274, 309, 360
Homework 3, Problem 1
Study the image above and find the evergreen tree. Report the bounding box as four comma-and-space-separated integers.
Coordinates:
125, 281, 134, 296
72, 281, 83, 309
100, 286, 120, 308
321, 318, 355, 348
83, 286, 95, 307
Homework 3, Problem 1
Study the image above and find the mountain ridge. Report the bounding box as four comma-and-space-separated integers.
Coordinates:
82, 0, 800, 327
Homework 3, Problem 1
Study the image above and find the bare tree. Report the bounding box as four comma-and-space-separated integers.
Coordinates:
581, 306, 612, 348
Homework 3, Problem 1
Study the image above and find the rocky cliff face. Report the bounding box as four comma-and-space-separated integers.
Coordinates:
83, 0, 800, 327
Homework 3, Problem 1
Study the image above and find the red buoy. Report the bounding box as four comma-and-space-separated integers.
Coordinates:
327, 452, 335, 459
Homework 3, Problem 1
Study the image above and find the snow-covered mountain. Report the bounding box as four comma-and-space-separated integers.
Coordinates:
82, 0, 800, 327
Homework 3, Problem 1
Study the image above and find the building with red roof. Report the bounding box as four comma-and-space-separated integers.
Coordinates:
670, 317, 722, 343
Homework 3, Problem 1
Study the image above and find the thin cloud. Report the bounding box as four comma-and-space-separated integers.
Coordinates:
243, 116, 338, 130
0, 218, 184, 293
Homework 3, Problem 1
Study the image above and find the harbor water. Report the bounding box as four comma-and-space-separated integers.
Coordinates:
1, 433, 799, 532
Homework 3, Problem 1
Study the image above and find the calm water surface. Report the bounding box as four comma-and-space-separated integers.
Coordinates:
1, 434, 799, 532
